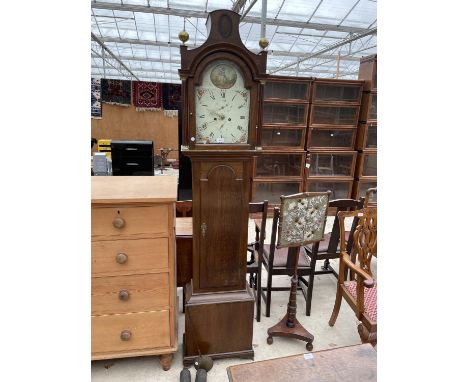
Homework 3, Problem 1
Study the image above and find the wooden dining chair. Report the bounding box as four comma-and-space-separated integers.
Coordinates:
300, 197, 365, 316
176, 200, 193, 217
364, 187, 377, 207
246, 200, 268, 322
328, 207, 377, 346
260, 193, 330, 318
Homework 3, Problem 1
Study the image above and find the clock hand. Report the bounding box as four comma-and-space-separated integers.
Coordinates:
208, 109, 226, 120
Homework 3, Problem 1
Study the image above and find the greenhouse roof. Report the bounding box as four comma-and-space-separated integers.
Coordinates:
91, 0, 377, 83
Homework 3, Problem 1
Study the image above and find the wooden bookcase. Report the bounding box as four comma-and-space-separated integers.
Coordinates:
353, 54, 377, 202
307, 78, 363, 200
253, 76, 309, 204
253, 76, 364, 206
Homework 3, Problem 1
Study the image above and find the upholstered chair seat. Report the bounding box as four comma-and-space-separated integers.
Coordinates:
343, 281, 377, 322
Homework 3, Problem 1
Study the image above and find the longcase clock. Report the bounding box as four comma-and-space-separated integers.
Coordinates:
179, 9, 267, 365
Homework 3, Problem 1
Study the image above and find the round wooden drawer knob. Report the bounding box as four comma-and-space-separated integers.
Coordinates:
115, 252, 128, 264
120, 330, 132, 341
113, 217, 125, 229
119, 289, 130, 301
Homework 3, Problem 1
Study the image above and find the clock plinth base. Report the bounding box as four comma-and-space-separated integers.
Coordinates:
182, 334, 254, 367
267, 313, 314, 351
183, 284, 255, 365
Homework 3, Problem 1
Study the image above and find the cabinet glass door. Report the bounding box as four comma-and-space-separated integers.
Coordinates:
264, 81, 308, 100
309, 153, 355, 177
253, 182, 301, 204
365, 123, 377, 149
261, 128, 303, 147
308, 129, 355, 149
263, 103, 307, 125
358, 181, 377, 202
362, 153, 377, 176
314, 83, 361, 103
311, 106, 358, 125
369, 93, 377, 120
307, 181, 351, 200
256, 153, 303, 177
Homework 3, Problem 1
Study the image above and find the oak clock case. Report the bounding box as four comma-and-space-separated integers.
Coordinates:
179, 9, 267, 366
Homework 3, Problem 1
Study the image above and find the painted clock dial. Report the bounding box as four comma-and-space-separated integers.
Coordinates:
195, 60, 250, 144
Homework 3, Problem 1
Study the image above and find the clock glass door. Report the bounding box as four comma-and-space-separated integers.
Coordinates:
195, 60, 250, 144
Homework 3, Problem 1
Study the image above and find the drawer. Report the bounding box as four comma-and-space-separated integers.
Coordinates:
92, 310, 170, 355
92, 237, 169, 276
92, 273, 170, 315
92, 205, 168, 240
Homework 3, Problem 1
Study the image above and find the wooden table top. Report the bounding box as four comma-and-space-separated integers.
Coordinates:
176, 217, 193, 236
91, 176, 178, 204
227, 344, 376, 382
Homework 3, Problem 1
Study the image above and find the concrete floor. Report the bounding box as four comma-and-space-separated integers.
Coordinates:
92, 218, 374, 382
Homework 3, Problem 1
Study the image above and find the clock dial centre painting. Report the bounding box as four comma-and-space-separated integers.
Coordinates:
210, 63, 237, 89
195, 60, 250, 144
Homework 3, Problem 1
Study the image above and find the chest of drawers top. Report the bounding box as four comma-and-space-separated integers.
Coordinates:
91, 176, 178, 205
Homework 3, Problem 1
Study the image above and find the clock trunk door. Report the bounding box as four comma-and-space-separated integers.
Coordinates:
194, 160, 249, 292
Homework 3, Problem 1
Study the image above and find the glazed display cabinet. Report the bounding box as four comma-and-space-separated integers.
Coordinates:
354, 54, 377, 203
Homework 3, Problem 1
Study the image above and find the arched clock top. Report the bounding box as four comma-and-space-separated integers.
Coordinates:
179, 10, 267, 81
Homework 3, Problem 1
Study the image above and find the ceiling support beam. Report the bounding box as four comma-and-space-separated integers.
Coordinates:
92, 65, 356, 76
260, 0, 267, 39
91, 1, 368, 34
96, 36, 363, 60
240, 0, 257, 21
270, 26, 376, 74
92, 65, 179, 74
232, 0, 248, 13
91, 32, 140, 80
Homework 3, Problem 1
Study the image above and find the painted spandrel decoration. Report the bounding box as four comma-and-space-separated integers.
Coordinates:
277, 192, 330, 247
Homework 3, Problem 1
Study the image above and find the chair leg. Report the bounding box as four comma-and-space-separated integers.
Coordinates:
328, 285, 343, 326
266, 271, 273, 317
305, 255, 317, 316
182, 286, 186, 313
256, 264, 262, 322
321, 258, 330, 271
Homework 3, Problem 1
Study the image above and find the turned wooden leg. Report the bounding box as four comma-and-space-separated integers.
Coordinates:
328, 285, 343, 326
159, 353, 173, 371
358, 323, 377, 347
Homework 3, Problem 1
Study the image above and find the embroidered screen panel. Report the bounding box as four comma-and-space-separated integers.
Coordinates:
277, 191, 330, 247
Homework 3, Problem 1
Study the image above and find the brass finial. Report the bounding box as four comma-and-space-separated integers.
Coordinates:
179, 18, 189, 45
178, 30, 189, 44
259, 37, 269, 50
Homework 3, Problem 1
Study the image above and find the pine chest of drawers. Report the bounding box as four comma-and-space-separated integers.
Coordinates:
91, 176, 178, 370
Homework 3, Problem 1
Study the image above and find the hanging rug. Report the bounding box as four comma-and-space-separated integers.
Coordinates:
132, 81, 162, 111
101, 79, 131, 106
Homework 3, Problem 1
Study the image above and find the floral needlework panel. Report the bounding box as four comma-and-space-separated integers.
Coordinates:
277, 194, 329, 247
